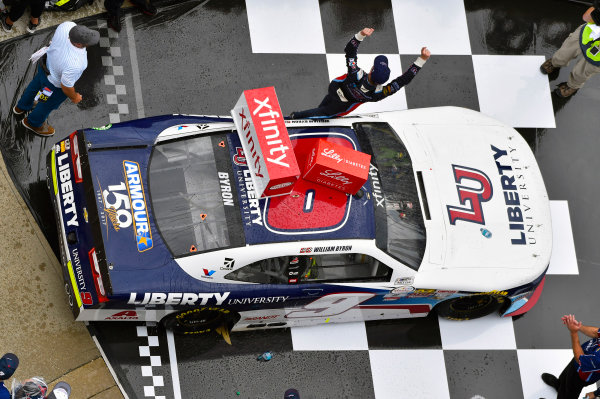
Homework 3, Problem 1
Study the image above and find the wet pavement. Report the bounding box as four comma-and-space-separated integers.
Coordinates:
1, 0, 600, 397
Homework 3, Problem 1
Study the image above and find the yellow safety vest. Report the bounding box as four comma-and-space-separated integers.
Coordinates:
580, 23, 600, 66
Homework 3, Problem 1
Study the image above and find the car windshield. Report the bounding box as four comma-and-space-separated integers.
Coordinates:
148, 133, 244, 256
354, 122, 426, 270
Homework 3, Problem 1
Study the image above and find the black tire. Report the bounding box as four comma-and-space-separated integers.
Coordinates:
161, 307, 235, 335
435, 294, 506, 320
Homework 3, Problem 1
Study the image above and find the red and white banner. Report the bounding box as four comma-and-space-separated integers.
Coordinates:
231, 87, 300, 198
303, 139, 371, 195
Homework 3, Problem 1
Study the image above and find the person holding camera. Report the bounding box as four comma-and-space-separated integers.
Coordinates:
540, 2, 600, 98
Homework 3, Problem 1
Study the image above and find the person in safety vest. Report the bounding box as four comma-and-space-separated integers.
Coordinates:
540, 3, 600, 98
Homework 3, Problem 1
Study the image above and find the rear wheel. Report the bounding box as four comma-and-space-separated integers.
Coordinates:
435, 294, 505, 320
161, 307, 236, 335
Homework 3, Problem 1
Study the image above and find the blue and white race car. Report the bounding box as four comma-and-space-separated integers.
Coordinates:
47, 106, 551, 334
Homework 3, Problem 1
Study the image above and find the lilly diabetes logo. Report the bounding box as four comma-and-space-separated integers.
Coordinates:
446, 164, 493, 225
123, 161, 154, 252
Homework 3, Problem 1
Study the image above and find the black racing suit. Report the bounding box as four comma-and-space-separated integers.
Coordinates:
293, 33, 425, 119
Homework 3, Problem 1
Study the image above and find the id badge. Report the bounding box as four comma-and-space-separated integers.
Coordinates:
34, 87, 53, 102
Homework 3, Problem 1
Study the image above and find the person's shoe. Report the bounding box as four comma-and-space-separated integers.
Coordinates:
26, 16, 41, 34
23, 118, 55, 136
541, 373, 559, 390
107, 11, 122, 32
540, 59, 559, 75
554, 82, 578, 98
1, 14, 12, 33
132, 0, 157, 16
13, 105, 25, 115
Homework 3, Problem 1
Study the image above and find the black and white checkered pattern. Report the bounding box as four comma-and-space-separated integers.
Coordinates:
79, 1, 596, 398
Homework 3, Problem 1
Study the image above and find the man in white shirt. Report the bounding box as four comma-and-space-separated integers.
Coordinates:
13, 21, 99, 136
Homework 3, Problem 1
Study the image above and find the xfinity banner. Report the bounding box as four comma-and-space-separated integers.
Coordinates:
231, 87, 300, 198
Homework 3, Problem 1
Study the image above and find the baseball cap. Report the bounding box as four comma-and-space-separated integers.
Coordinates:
0, 353, 19, 380
284, 388, 300, 399
47, 382, 71, 399
371, 55, 390, 84
69, 25, 100, 46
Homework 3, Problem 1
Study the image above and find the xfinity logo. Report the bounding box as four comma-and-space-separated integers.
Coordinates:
369, 164, 385, 208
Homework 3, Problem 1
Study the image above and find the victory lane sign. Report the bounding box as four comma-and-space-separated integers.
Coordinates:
231, 87, 300, 198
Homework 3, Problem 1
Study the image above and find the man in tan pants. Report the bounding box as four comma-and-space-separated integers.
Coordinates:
540, 5, 600, 98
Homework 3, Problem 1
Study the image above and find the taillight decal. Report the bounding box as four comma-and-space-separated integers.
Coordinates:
88, 248, 108, 302
69, 131, 83, 183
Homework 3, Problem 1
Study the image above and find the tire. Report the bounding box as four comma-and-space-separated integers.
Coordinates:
435, 294, 505, 320
161, 307, 236, 335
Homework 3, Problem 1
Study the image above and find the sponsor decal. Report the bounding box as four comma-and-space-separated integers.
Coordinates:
394, 277, 414, 285
391, 286, 414, 294
83, 207, 89, 223
201, 269, 216, 278
227, 296, 289, 305
269, 182, 293, 190
233, 147, 247, 166
491, 145, 534, 245
221, 257, 235, 270
71, 248, 86, 293
218, 171, 234, 206
56, 153, 79, 227
231, 87, 300, 197
124, 161, 153, 252
91, 123, 112, 131
128, 292, 230, 306
237, 169, 263, 226
433, 290, 457, 300
106, 310, 139, 320
447, 165, 493, 225
319, 169, 353, 186
244, 315, 278, 321
407, 289, 436, 298
477, 290, 508, 296
369, 164, 385, 208
300, 247, 312, 253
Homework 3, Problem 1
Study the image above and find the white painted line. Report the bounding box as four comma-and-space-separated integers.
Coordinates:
125, 14, 146, 119
166, 329, 182, 399
91, 334, 130, 399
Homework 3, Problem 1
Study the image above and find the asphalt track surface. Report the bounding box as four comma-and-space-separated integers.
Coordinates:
1, 0, 600, 398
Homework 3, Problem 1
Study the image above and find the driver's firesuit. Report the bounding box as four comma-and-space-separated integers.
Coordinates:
291, 31, 428, 119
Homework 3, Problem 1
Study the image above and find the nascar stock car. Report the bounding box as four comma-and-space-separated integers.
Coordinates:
47, 104, 551, 336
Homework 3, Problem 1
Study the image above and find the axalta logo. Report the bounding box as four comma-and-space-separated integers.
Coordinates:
446, 165, 493, 225
106, 311, 139, 320
128, 292, 230, 306
124, 161, 153, 252
56, 153, 79, 227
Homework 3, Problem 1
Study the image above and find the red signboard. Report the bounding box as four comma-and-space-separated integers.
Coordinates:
303, 139, 371, 195
231, 87, 300, 197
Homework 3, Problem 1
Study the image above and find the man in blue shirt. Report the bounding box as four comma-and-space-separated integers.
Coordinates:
542, 315, 600, 398
0, 353, 19, 399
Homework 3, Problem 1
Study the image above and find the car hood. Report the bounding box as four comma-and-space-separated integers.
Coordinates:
383, 107, 552, 290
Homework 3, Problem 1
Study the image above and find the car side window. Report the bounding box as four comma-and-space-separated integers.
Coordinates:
224, 253, 392, 284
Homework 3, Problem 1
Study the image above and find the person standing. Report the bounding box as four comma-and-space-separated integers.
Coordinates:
1, 0, 45, 34
541, 315, 600, 398
540, 4, 600, 98
104, 0, 156, 32
290, 27, 430, 119
0, 353, 19, 399
12, 21, 99, 136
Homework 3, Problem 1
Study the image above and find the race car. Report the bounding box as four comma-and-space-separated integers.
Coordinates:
47, 106, 551, 335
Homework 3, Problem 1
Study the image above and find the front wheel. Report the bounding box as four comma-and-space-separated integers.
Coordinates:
435, 294, 505, 320
161, 307, 236, 335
